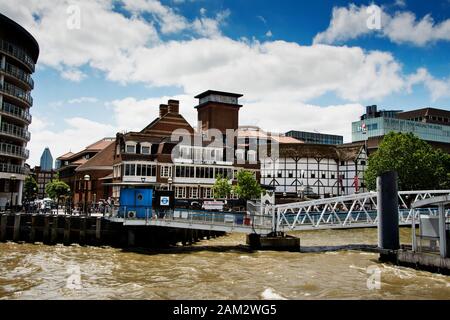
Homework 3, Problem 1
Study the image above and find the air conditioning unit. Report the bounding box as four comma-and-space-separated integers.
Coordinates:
127, 211, 137, 219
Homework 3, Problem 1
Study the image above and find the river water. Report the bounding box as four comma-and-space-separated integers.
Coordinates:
1, 228, 449, 300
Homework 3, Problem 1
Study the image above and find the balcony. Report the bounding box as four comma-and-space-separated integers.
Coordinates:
1, 62, 34, 89
0, 163, 26, 175
0, 101, 32, 123
0, 39, 35, 72
0, 142, 29, 159
0, 122, 30, 141
0, 82, 33, 106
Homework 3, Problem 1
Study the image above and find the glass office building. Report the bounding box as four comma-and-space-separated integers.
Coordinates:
352, 117, 450, 144
286, 131, 343, 145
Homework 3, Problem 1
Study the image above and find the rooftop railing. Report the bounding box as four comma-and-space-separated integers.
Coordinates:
0, 39, 35, 72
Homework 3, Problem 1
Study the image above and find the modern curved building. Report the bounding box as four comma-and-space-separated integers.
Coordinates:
0, 13, 39, 207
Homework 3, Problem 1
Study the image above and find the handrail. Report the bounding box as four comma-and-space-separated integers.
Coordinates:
0, 82, 33, 105
0, 101, 32, 122
0, 39, 35, 71
0, 142, 29, 158
0, 163, 26, 174
0, 122, 31, 140
1, 62, 34, 88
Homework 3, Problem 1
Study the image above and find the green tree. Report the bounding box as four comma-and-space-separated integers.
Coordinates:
24, 176, 38, 202
45, 179, 71, 214
364, 132, 450, 191
232, 170, 263, 201
213, 175, 232, 199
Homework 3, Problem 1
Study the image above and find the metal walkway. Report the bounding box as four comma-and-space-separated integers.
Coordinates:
107, 190, 450, 235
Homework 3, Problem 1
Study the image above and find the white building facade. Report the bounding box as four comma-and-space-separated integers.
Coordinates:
260, 143, 367, 198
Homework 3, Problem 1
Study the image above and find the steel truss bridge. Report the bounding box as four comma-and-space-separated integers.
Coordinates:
107, 190, 450, 235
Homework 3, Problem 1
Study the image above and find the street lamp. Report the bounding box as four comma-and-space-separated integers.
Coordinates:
84, 174, 90, 216
167, 177, 173, 191
10, 175, 16, 212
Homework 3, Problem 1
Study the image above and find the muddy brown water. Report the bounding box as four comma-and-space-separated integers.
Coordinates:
1, 228, 449, 299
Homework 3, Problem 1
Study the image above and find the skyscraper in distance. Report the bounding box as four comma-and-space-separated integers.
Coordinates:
40, 147, 53, 171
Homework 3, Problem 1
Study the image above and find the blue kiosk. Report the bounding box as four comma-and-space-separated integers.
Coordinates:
119, 188, 153, 219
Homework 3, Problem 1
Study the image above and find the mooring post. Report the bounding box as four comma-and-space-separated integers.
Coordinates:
13, 214, 21, 242
377, 171, 400, 251
0, 214, 7, 242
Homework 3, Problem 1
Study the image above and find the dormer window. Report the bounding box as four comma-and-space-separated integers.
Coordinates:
126, 142, 137, 153
141, 143, 151, 155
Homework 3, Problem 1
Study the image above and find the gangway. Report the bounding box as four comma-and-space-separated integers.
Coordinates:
106, 190, 450, 235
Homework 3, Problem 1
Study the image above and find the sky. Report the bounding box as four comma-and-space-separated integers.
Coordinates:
0, 0, 449, 166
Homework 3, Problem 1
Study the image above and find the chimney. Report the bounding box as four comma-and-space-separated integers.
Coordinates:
159, 104, 169, 118
168, 100, 179, 114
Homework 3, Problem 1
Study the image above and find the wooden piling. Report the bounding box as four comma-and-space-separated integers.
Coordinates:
63, 216, 71, 245
79, 217, 86, 245
43, 216, 50, 243
50, 216, 58, 244
13, 214, 21, 242
95, 217, 102, 242
30, 215, 37, 243
0, 214, 7, 242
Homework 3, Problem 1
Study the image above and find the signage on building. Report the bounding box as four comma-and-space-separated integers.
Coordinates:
203, 201, 224, 211
160, 196, 170, 206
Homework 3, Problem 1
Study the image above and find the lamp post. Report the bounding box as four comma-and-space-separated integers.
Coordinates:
66, 187, 71, 215
84, 174, 90, 216
10, 175, 16, 212
168, 177, 173, 191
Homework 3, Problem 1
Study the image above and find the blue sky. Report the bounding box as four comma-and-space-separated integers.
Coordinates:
1, 0, 449, 166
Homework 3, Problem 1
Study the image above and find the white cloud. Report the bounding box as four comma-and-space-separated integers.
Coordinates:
28, 116, 116, 166
314, 4, 450, 46
407, 68, 450, 101
266, 30, 273, 37
67, 97, 99, 104
108, 94, 197, 132
60, 68, 87, 82
111, 38, 405, 102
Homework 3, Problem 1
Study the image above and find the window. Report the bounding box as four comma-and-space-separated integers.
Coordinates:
360, 161, 366, 166
321, 172, 326, 179
277, 171, 282, 178
236, 149, 245, 161
141, 146, 151, 154
311, 172, 316, 179
126, 144, 136, 154
340, 161, 345, 166
288, 171, 294, 178
247, 150, 257, 162
331, 173, 336, 179
175, 187, 186, 199
160, 166, 172, 178
204, 188, 213, 199
191, 188, 198, 199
